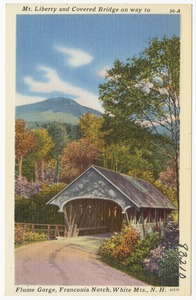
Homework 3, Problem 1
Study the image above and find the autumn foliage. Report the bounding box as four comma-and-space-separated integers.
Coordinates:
99, 226, 140, 262
60, 138, 100, 183
114, 227, 140, 261
15, 119, 37, 177
159, 160, 177, 188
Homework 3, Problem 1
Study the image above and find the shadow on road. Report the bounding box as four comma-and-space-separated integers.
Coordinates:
56, 233, 113, 254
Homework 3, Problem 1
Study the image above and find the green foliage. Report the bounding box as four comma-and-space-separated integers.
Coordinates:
102, 142, 131, 173
22, 155, 36, 182
143, 223, 179, 286
79, 113, 107, 150
17, 110, 79, 125
153, 180, 178, 221
99, 36, 180, 206
46, 122, 70, 158
26, 122, 82, 141
23, 232, 47, 243
15, 224, 47, 245
15, 183, 65, 224
125, 233, 161, 272
127, 152, 154, 172
65, 123, 82, 141
15, 195, 32, 222
100, 112, 171, 178
32, 129, 55, 161
159, 249, 179, 286
161, 217, 179, 249
127, 170, 155, 184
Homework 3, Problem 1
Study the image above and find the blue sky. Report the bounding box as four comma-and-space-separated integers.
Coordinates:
16, 14, 180, 112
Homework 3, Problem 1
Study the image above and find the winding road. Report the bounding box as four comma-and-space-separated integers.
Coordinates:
15, 238, 147, 286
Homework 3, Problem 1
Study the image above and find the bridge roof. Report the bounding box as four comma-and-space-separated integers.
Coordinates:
47, 166, 176, 212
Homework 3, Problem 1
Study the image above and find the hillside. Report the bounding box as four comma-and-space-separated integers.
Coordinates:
16, 97, 102, 125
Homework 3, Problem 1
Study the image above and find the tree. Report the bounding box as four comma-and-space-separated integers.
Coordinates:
102, 142, 130, 172
159, 160, 177, 188
15, 119, 37, 177
98, 113, 170, 178
46, 123, 70, 182
61, 138, 100, 183
79, 113, 107, 150
32, 129, 55, 183
99, 36, 180, 208
127, 170, 155, 184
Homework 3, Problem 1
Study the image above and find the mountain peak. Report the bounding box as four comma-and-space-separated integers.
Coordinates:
16, 97, 102, 125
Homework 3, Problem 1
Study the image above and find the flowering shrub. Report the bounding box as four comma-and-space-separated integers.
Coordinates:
15, 176, 40, 198
99, 226, 140, 262
143, 246, 179, 286
143, 245, 166, 274
126, 232, 161, 272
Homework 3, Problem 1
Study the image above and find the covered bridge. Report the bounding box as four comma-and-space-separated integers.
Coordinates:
47, 166, 176, 237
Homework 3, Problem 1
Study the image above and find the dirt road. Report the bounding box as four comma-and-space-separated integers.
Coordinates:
15, 240, 147, 286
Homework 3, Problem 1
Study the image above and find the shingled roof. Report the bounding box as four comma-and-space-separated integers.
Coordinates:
47, 165, 176, 211
94, 166, 176, 209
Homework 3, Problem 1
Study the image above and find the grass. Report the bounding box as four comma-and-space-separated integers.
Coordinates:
99, 256, 161, 286
15, 239, 49, 249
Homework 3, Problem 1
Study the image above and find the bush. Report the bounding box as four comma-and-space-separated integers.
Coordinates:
99, 226, 140, 263
114, 227, 140, 262
126, 232, 161, 269
161, 218, 179, 249
15, 225, 24, 245
143, 245, 166, 274
23, 232, 47, 243
15, 183, 65, 224
159, 248, 179, 286
15, 225, 48, 245
15, 176, 40, 198
143, 246, 179, 286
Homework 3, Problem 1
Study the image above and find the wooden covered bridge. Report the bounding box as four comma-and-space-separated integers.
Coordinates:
47, 166, 176, 237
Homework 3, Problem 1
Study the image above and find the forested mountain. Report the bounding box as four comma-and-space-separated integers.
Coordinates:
16, 97, 102, 124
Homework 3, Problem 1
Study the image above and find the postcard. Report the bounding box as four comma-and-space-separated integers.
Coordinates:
5, 3, 192, 296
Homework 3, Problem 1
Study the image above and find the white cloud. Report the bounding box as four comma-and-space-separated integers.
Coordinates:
16, 93, 45, 106
96, 66, 110, 78
24, 66, 103, 112
55, 46, 93, 67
